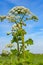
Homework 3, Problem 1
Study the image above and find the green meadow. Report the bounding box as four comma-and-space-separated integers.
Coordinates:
0, 52, 43, 65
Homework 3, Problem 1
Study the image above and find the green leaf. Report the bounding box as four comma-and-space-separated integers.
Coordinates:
11, 49, 18, 55
29, 15, 38, 21
25, 38, 33, 45
11, 36, 17, 43
20, 22, 26, 26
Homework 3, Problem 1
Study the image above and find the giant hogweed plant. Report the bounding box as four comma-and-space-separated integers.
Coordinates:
0, 6, 38, 64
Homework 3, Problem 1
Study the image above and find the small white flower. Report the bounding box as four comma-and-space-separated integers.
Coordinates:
18, 9, 20, 11
12, 24, 16, 27
12, 24, 16, 29
8, 12, 12, 16
6, 16, 10, 19
26, 13, 29, 15
15, 8, 17, 11
16, 16, 20, 19
12, 24, 19, 30
15, 11, 18, 14
21, 10, 24, 13
17, 23, 21, 28
12, 10, 15, 13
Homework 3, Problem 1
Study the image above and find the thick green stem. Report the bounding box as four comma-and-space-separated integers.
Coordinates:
22, 34, 25, 58
17, 42, 19, 55
17, 41, 20, 60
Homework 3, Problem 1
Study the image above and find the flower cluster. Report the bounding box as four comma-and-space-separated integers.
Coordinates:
12, 24, 18, 31
9, 6, 31, 15
6, 43, 14, 48
2, 50, 9, 54
12, 23, 21, 31
0, 16, 6, 21
7, 6, 34, 23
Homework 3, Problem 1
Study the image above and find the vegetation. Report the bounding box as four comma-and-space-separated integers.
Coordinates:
0, 6, 43, 65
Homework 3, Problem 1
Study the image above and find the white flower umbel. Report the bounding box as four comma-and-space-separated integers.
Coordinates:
6, 43, 14, 48
8, 6, 31, 16
12, 24, 18, 31
7, 6, 34, 23
2, 50, 9, 54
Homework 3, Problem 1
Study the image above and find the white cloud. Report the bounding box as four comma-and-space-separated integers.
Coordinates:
28, 31, 43, 37
40, 28, 43, 31
0, 37, 11, 52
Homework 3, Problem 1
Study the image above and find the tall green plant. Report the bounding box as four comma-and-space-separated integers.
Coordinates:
0, 6, 38, 60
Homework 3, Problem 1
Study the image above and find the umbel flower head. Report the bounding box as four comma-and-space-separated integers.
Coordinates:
12, 24, 18, 31
8, 6, 31, 15
7, 6, 38, 23
6, 43, 14, 48
0, 6, 38, 22
0, 16, 6, 21
2, 50, 9, 55
12, 23, 21, 31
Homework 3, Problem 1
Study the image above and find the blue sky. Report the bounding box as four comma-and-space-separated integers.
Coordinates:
0, 0, 43, 54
